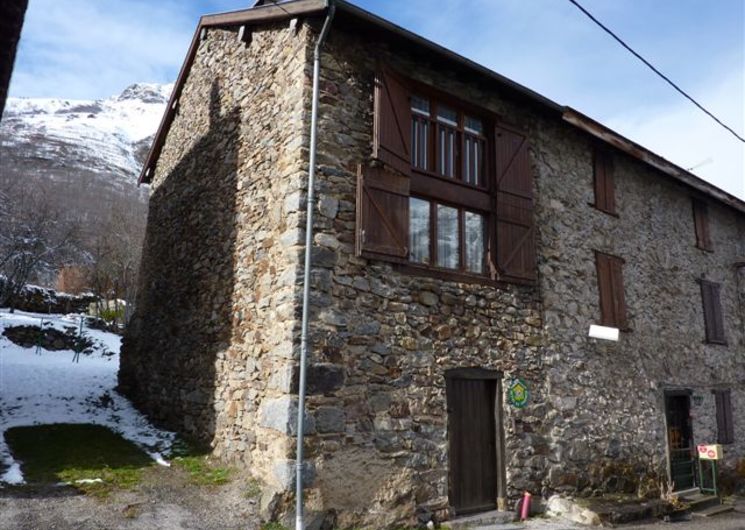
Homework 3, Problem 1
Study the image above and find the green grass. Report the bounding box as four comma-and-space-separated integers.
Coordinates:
260, 523, 289, 530
4, 423, 153, 497
172, 454, 232, 486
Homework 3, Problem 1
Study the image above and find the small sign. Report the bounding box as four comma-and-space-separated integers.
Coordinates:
697, 444, 723, 460
589, 324, 619, 341
508, 378, 530, 409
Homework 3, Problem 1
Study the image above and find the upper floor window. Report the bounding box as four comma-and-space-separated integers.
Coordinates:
595, 252, 627, 329
364, 68, 537, 284
700, 279, 726, 344
593, 147, 616, 215
692, 198, 713, 251
409, 95, 486, 186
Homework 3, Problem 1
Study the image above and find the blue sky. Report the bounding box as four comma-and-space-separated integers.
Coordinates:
9, 0, 744, 198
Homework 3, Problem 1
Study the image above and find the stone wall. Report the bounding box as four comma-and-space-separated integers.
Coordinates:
123, 13, 745, 529
120, 21, 312, 495
1, 280, 96, 314
298, 21, 745, 526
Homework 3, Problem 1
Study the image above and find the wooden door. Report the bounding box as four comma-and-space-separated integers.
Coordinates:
665, 393, 696, 491
447, 376, 499, 514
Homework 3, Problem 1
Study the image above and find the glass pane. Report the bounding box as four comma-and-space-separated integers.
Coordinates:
464, 136, 484, 186
465, 211, 485, 274
439, 127, 455, 178
437, 104, 457, 125
464, 115, 483, 134
436, 204, 459, 269
411, 95, 430, 116
409, 198, 430, 264
412, 118, 429, 170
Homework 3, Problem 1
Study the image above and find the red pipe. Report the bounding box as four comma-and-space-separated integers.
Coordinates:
520, 491, 532, 520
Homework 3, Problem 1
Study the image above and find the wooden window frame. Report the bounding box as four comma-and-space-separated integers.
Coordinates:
699, 279, 726, 345
595, 251, 629, 330
713, 389, 734, 445
692, 198, 713, 252
367, 68, 536, 286
402, 80, 499, 282
408, 196, 488, 276
592, 146, 617, 216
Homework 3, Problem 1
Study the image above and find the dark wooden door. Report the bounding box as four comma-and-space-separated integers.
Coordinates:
665, 393, 696, 491
447, 377, 498, 514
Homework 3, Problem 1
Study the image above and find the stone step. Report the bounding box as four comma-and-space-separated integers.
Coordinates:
447, 510, 515, 529
680, 493, 721, 512
692, 504, 735, 517
674, 487, 701, 497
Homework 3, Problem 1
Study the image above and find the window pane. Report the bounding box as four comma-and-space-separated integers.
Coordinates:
465, 211, 485, 274
464, 136, 484, 186
412, 118, 429, 170
439, 127, 456, 178
464, 116, 483, 134
437, 105, 457, 125
409, 198, 430, 264
411, 95, 430, 116
436, 205, 459, 269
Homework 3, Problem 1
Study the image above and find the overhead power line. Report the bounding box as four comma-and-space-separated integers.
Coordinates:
567, 0, 745, 144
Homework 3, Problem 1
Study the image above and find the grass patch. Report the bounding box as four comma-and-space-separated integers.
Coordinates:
260, 523, 289, 530
4, 423, 153, 497
245, 478, 262, 498
172, 455, 232, 486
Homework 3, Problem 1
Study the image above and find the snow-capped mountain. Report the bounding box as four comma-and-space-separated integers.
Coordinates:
1, 83, 172, 190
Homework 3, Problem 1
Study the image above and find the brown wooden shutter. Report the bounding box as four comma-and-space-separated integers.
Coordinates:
714, 389, 734, 444
595, 252, 627, 328
593, 148, 616, 214
494, 123, 536, 282
373, 69, 412, 176
701, 280, 726, 344
356, 164, 409, 262
692, 199, 713, 251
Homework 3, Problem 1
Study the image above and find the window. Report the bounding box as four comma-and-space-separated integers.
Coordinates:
714, 389, 734, 444
366, 68, 537, 284
593, 147, 616, 215
408, 198, 486, 274
700, 279, 726, 344
595, 252, 627, 329
692, 198, 713, 251
408, 95, 486, 186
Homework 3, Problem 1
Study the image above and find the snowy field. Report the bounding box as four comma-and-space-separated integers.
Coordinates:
0, 309, 175, 485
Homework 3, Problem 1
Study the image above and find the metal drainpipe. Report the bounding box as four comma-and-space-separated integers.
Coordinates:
296, 4, 335, 530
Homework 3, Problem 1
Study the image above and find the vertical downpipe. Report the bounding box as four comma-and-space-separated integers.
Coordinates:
296, 4, 335, 530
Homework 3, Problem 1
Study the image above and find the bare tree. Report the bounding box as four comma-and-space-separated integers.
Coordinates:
0, 178, 82, 310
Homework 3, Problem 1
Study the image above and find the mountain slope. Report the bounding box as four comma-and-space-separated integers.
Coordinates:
1, 83, 171, 193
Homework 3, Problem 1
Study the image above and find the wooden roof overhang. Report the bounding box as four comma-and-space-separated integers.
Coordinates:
138, 0, 745, 216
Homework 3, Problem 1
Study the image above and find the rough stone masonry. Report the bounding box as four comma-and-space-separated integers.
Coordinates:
122, 8, 745, 528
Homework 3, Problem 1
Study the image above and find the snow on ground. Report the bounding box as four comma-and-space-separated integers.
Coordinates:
0, 309, 175, 485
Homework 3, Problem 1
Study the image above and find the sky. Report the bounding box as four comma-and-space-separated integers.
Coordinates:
8, 0, 744, 199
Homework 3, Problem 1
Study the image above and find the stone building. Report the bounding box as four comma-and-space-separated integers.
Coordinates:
120, 0, 745, 526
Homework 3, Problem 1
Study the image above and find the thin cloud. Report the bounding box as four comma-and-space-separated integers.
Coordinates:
10, 0, 197, 99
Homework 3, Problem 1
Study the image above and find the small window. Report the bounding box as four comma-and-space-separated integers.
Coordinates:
593, 148, 616, 215
464, 211, 486, 274
692, 199, 713, 251
714, 389, 734, 444
436, 204, 459, 268
411, 96, 430, 171
464, 116, 485, 186
408, 197, 487, 275
700, 280, 726, 344
409, 197, 430, 264
595, 252, 627, 329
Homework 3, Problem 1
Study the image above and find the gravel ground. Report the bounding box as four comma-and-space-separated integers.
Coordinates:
0, 463, 260, 530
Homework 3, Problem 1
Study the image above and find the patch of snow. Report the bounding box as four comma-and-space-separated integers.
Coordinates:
0, 309, 175, 485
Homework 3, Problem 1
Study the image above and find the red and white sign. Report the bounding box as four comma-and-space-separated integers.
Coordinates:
697, 444, 723, 460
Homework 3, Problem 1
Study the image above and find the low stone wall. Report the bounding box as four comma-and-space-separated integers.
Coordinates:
2, 281, 96, 314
